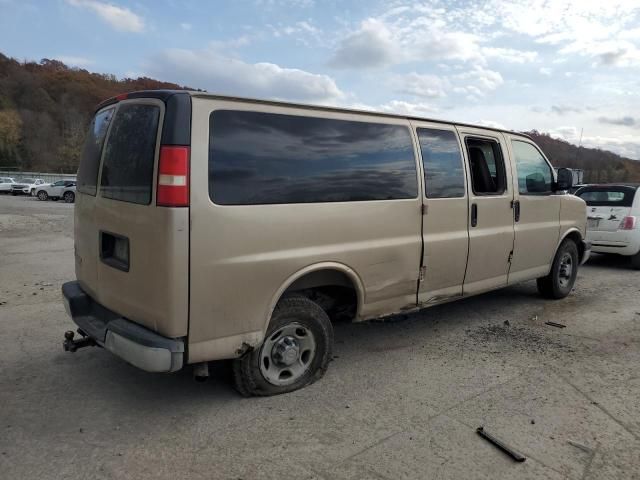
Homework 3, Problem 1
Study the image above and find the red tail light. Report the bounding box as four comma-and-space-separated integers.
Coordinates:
157, 146, 189, 207
619, 216, 637, 230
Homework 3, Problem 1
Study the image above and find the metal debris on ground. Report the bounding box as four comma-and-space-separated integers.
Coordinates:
567, 439, 593, 454
545, 321, 566, 328
476, 426, 526, 462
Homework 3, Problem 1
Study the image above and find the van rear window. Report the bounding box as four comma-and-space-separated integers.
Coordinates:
208, 110, 417, 205
100, 104, 160, 205
77, 107, 114, 196
576, 187, 636, 207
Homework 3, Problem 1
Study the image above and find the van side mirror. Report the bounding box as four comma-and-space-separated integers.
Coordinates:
555, 168, 573, 191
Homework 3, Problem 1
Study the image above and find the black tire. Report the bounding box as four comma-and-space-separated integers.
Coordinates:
37, 190, 48, 201
63, 191, 75, 203
631, 252, 640, 270
537, 239, 579, 299
233, 295, 333, 397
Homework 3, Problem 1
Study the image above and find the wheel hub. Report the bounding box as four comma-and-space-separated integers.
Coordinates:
272, 336, 300, 366
259, 322, 317, 386
558, 253, 573, 287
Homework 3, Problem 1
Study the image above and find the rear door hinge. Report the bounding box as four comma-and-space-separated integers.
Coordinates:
419, 265, 426, 281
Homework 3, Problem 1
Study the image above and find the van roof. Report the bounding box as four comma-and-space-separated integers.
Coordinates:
96, 89, 532, 140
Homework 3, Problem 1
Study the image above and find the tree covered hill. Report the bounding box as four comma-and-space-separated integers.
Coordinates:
527, 131, 640, 183
0, 53, 189, 173
0, 52, 638, 181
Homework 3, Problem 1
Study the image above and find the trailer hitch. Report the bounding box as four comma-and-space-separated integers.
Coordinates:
62, 330, 96, 352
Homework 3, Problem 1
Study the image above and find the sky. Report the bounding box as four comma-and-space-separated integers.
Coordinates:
1, 0, 640, 159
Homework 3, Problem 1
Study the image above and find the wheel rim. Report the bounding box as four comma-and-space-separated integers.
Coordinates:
38, 192, 46, 200
64, 193, 73, 202
259, 322, 317, 386
558, 253, 573, 288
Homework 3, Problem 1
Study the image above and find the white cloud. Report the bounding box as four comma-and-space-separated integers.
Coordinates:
66, 0, 144, 32
477, 119, 508, 130
539, 67, 552, 76
392, 73, 449, 99
377, 100, 438, 116
180, 22, 191, 31
451, 66, 504, 99
147, 48, 344, 103
328, 7, 541, 71
482, 47, 538, 63
328, 18, 397, 69
490, 0, 640, 68
269, 20, 323, 46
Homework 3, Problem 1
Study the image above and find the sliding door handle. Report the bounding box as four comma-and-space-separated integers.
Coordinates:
471, 203, 478, 227
512, 200, 521, 222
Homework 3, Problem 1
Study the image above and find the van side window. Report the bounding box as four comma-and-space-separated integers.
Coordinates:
77, 107, 114, 196
512, 140, 553, 194
208, 110, 418, 205
417, 128, 465, 198
465, 138, 506, 195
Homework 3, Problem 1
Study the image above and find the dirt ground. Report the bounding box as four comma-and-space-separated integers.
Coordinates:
1, 194, 639, 480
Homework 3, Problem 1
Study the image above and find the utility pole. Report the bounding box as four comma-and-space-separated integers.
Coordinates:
574, 127, 583, 163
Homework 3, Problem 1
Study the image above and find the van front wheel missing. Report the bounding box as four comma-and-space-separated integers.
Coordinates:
537, 239, 579, 299
232, 295, 333, 396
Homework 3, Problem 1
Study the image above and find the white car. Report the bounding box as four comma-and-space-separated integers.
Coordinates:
11, 178, 45, 195
0, 177, 16, 193
35, 180, 77, 202
575, 184, 640, 269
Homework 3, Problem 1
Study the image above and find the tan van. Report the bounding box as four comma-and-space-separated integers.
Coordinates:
62, 90, 590, 395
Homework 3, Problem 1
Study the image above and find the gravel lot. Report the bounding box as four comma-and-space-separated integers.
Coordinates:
1, 194, 639, 479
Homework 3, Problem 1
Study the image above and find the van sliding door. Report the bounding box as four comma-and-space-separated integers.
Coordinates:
413, 121, 470, 304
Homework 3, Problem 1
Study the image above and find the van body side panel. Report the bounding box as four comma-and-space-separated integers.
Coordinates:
74, 98, 189, 338
188, 98, 422, 362
456, 128, 515, 295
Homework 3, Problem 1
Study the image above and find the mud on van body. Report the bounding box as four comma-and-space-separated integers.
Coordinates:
62, 90, 590, 395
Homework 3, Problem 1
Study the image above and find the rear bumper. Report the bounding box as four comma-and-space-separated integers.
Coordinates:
62, 281, 184, 372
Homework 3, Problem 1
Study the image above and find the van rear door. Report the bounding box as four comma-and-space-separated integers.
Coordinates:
74, 92, 191, 339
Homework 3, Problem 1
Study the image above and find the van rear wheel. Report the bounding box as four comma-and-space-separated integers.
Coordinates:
537, 239, 579, 299
631, 252, 640, 270
232, 295, 333, 396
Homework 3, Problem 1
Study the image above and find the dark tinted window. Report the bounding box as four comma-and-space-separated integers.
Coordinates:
100, 104, 160, 205
577, 187, 636, 207
466, 138, 506, 195
417, 128, 465, 198
208, 110, 417, 205
77, 107, 114, 196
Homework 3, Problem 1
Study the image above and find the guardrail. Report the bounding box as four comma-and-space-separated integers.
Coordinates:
0, 171, 77, 183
